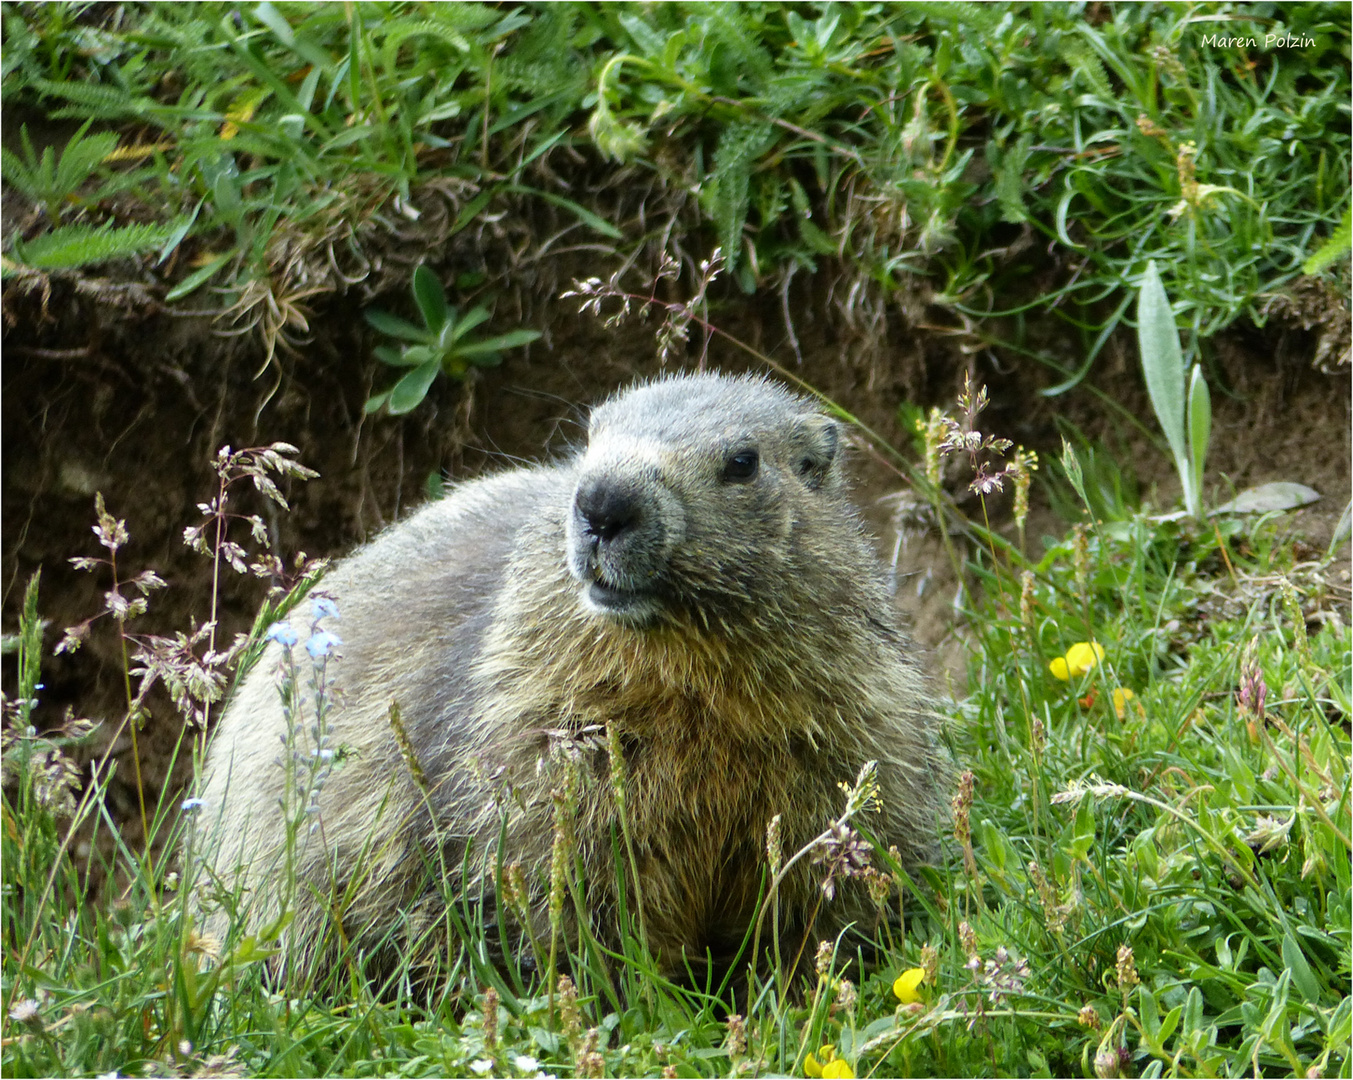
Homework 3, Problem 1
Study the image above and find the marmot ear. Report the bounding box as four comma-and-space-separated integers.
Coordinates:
796, 415, 840, 488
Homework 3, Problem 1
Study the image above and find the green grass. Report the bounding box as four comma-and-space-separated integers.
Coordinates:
2, 4, 1349, 1077
3, 417, 1349, 1077
1, 2, 1347, 383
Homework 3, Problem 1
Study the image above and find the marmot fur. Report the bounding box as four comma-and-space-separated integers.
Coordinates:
197, 372, 942, 978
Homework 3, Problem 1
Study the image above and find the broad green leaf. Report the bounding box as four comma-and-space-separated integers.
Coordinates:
456, 329, 540, 356
387, 357, 441, 414
1157, 1003, 1183, 1049
445, 306, 490, 344
364, 308, 430, 342
1137, 261, 1190, 506
363, 390, 392, 415
373, 345, 423, 367
412, 265, 448, 333
1282, 932, 1323, 1005
1138, 985, 1162, 1045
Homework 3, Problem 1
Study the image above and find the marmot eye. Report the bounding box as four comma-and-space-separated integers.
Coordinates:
722, 449, 759, 483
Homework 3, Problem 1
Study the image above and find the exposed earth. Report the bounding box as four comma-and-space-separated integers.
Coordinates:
2, 233, 1349, 867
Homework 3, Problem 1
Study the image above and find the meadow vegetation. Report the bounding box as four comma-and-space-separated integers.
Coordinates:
2, 3, 1349, 1077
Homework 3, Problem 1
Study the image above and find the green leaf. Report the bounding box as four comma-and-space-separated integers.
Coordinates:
386, 358, 441, 414
373, 345, 424, 367
1187, 364, 1211, 516
364, 308, 431, 342
1138, 985, 1162, 1046
1302, 205, 1351, 275
411, 265, 448, 333
14, 220, 182, 270
1157, 1003, 1183, 1050
445, 305, 490, 345
165, 250, 236, 302
1282, 932, 1323, 1005
1137, 261, 1190, 507
449, 189, 496, 237
455, 329, 540, 356
363, 390, 392, 415
503, 184, 624, 239
156, 199, 203, 266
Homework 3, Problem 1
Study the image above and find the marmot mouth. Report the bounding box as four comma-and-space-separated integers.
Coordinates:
583, 580, 662, 622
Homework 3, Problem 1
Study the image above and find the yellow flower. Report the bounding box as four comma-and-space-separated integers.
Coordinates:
805, 1045, 853, 1079
893, 966, 926, 1004
1065, 641, 1105, 675
1050, 641, 1105, 679
1112, 687, 1136, 720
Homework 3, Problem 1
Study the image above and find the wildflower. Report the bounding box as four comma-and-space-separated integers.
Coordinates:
180, 796, 207, 813
557, 975, 582, 1054
1072, 524, 1090, 597
305, 630, 342, 659
578, 1028, 605, 1079
893, 966, 926, 1004
469, 1061, 493, 1076
1093, 1038, 1126, 1079
805, 1045, 854, 1079
481, 986, 499, 1050
1011, 447, 1038, 533
1078, 1004, 1102, 1030
952, 769, 977, 880
725, 1013, 747, 1060
835, 978, 857, 1012
1049, 641, 1105, 680
1019, 570, 1036, 631
766, 813, 783, 875
513, 1055, 540, 1073
920, 942, 940, 986
919, 407, 948, 487
982, 945, 1031, 1005
958, 920, 979, 960
1237, 636, 1267, 741
310, 596, 339, 621
8, 998, 40, 1025
265, 622, 298, 647
1111, 687, 1136, 720
1245, 814, 1293, 856
1115, 944, 1139, 996
812, 821, 873, 900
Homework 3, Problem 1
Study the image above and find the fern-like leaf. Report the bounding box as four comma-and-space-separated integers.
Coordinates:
12, 220, 184, 270
1302, 205, 1352, 276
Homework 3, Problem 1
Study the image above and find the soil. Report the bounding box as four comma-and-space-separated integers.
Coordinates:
2, 234, 1349, 875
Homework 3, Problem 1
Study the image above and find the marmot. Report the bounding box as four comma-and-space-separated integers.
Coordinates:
196, 372, 942, 980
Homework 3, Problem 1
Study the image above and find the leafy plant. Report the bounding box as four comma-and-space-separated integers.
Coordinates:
1136, 260, 1211, 518
363, 265, 540, 415
0, 120, 118, 219
8, 219, 186, 271
1303, 203, 1352, 275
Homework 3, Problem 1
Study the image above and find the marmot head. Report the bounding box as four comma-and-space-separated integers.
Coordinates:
564, 373, 846, 629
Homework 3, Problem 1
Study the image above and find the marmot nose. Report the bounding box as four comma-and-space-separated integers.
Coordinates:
575, 479, 642, 544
